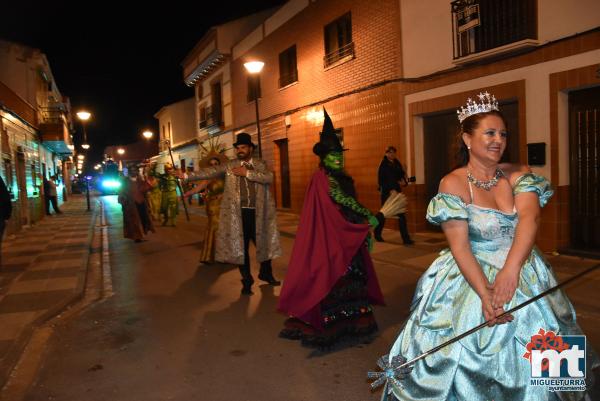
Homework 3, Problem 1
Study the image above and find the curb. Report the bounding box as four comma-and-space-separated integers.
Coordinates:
0, 200, 101, 390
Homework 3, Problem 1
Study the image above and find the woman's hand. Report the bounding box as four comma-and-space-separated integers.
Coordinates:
491, 267, 519, 310
480, 287, 514, 326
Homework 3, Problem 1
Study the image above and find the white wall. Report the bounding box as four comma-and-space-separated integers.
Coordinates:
400, 0, 600, 78
400, 0, 454, 78
406, 49, 600, 186
538, 0, 600, 43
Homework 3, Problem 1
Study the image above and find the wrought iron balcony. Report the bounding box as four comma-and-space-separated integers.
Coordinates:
452, 0, 537, 61
323, 42, 355, 68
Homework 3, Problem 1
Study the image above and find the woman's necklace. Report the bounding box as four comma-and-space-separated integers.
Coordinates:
467, 168, 503, 191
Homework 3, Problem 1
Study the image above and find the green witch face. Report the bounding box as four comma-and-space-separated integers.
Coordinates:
322, 151, 344, 171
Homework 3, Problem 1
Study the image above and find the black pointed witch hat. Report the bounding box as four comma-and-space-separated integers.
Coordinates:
312, 108, 347, 157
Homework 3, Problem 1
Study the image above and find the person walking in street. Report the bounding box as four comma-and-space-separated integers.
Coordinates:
186, 132, 281, 295
0, 175, 12, 268
278, 109, 384, 349
44, 175, 62, 215
159, 163, 179, 227
118, 165, 155, 242
145, 162, 162, 222
184, 149, 229, 265
374, 146, 413, 244
373, 92, 598, 400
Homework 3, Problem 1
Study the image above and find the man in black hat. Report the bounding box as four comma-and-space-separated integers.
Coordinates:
186, 132, 282, 295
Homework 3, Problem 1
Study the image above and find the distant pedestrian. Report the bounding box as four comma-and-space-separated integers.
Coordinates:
374, 146, 413, 244
118, 165, 155, 242
0, 176, 12, 267
44, 175, 62, 215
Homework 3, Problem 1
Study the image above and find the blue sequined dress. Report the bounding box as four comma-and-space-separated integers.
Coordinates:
382, 174, 597, 401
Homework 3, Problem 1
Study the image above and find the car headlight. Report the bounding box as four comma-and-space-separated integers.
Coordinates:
101, 180, 121, 189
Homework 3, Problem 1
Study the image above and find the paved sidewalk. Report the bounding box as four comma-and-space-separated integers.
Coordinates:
0, 195, 98, 388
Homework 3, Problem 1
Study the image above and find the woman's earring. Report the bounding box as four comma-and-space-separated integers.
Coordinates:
467, 146, 471, 150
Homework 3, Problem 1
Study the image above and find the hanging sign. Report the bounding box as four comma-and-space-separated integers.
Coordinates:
457, 3, 480, 33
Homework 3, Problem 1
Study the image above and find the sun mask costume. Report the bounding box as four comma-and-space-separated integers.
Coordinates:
146, 162, 162, 221
196, 139, 229, 264
277, 108, 384, 348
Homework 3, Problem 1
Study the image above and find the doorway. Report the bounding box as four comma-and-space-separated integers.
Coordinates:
568, 86, 600, 251
275, 139, 291, 209
422, 102, 519, 202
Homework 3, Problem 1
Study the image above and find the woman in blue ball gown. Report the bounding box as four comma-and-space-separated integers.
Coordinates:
379, 93, 597, 401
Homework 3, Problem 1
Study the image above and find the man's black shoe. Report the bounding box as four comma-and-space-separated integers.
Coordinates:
258, 274, 281, 286
404, 239, 415, 245
374, 235, 385, 242
241, 286, 254, 295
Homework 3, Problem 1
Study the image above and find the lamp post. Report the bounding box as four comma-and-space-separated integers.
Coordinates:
141, 130, 190, 221
76, 111, 91, 210
244, 61, 264, 158
76, 111, 91, 150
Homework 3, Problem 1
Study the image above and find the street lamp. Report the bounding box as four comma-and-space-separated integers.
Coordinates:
76, 111, 91, 150
117, 148, 125, 155
141, 130, 190, 221
244, 60, 264, 158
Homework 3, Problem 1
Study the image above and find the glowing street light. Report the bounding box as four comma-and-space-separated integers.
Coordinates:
243, 60, 265, 158
243, 61, 264, 74
117, 148, 125, 155
142, 130, 153, 139
76, 111, 91, 150
77, 154, 85, 160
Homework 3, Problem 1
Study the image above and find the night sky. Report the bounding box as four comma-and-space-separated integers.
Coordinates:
2, 0, 286, 167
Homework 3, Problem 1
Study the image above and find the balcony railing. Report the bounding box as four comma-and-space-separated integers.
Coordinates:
279, 70, 298, 88
199, 104, 223, 133
452, 0, 537, 60
40, 105, 67, 124
323, 41, 355, 68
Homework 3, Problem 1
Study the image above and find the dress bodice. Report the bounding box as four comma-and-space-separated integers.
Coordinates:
427, 173, 553, 252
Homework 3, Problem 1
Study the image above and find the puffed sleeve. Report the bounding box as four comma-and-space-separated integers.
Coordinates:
512, 173, 554, 208
426, 193, 469, 225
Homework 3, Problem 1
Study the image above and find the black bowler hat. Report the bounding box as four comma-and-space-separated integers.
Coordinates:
312, 108, 347, 157
233, 132, 256, 148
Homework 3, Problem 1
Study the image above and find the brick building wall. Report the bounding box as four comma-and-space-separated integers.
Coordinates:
231, 0, 404, 214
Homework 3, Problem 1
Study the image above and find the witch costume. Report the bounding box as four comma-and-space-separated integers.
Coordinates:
277, 109, 385, 348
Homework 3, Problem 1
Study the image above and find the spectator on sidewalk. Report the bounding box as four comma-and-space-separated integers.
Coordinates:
0, 175, 11, 267
44, 175, 62, 215
374, 146, 413, 245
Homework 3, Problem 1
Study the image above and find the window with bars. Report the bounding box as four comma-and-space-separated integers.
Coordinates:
451, 0, 537, 59
323, 12, 354, 68
279, 45, 298, 88
199, 105, 207, 128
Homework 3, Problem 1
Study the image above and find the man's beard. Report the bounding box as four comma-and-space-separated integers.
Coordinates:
236, 152, 247, 160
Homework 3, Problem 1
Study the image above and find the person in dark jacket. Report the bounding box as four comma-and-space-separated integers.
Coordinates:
374, 146, 414, 245
0, 176, 12, 267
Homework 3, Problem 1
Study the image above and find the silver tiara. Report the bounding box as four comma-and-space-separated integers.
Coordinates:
457, 91, 499, 123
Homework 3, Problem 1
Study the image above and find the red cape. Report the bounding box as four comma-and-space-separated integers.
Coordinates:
277, 169, 384, 329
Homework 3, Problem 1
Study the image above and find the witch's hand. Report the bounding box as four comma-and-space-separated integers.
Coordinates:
368, 215, 379, 230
